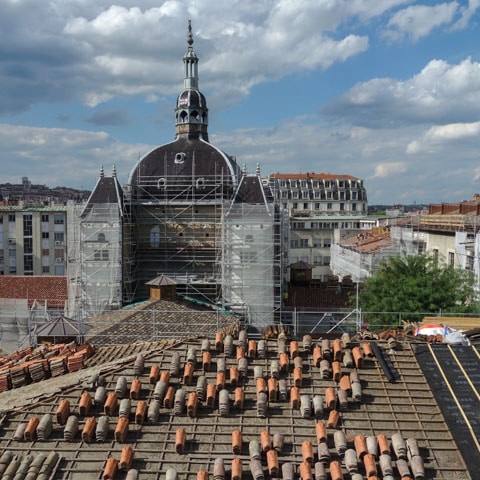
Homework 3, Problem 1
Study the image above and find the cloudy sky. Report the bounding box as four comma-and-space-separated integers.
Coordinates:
1, 0, 480, 204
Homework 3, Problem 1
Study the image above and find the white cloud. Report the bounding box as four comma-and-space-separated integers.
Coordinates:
451, 0, 480, 30
323, 57, 480, 127
0, 124, 151, 188
372, 162, 407, 178
407, 121, 480, 153
385, 2, 459, 42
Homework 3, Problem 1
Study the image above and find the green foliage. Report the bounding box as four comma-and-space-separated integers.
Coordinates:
352, 252, 479, 327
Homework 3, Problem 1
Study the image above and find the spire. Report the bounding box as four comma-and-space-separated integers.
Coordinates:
100, 165, 104, 178
175, 21, 209, 140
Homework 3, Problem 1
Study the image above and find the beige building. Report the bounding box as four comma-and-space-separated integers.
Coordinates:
0, 205, 67, 276
268, 173, 371, 280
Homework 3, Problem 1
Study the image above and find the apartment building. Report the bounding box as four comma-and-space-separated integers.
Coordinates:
0, 206, 67, 276
268, 172, 371, 280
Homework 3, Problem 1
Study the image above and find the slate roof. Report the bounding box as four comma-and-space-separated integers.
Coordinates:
0, 275, 67, 308
35, 316, 83, 337
128, 136, 241, 201
145, 275, 177, 286
232, 175, 274, 204
81, 173, 124, 218
270, 172, 361, 181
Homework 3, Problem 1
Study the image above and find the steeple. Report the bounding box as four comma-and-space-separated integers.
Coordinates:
175, 21, 209, 141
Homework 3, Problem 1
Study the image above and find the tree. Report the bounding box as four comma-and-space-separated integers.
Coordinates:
354, 252, 479, 327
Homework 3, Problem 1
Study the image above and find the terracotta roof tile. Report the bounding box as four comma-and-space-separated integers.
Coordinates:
0, 276, 67, 308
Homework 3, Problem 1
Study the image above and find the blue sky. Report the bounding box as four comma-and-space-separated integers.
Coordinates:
1, 0, 480, 204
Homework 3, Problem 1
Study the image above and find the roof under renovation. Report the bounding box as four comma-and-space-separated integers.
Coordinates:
0, 322, 478, 480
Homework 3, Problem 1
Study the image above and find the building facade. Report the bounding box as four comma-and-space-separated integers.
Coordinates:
268, 173, 370, 281
0, 206, 67, 276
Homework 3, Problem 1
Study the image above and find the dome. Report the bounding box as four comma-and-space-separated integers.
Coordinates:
177, 89, 207, 109
128, 136, 241, 201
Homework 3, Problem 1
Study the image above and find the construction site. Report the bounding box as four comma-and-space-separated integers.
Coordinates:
0, 322, 478, 480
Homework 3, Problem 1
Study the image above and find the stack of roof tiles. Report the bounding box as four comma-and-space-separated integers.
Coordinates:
0, 342, 96, 392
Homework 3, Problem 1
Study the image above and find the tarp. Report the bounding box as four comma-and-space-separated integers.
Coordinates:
414, 323, 453, 336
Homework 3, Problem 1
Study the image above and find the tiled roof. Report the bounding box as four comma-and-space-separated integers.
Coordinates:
340, 232, 393, 253
0, 275, 67, 308
0, 332, 474, 479
85, 299, 239, 346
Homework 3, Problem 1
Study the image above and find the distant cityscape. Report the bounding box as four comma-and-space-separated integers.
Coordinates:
0, 177, 91, 206
1, 177, 430, 214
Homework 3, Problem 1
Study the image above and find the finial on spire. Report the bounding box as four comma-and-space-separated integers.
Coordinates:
100, 165, 104, 177
187, 19, 193, 46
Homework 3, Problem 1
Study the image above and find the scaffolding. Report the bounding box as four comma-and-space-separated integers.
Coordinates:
66, 203, 123, 321
125, 167, 233, 304
222, 201, 285, 328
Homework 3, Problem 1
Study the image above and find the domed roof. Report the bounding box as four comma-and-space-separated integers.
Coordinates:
177, 89, 207, 109
128, 136, 241, 201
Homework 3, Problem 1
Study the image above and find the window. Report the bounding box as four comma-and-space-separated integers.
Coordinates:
23, 215, 32, 237
9, 249, 16, 257
340, 203, 345, 211
54, 232, 64, 242
314, 191, 320, 199
42, 249, 49, 256
324, 238, 331, 248
42, 266, 50, 273
351, 181, 356, 187
290, 180, 297, 187
24, 238, 33, 254
41, 214, 49, 222
303, 203, 309, 210
314, 203, 320, 210
433, 248, 439, 268
42, 232, 49, 239
327, 203, 332, 210
292, 191, 299, 198
281, 191, 288, 198
340, 192, 345, 200
324, 181, 330, 188
352, 192, 357, 200
467, 255, 474, 271
54, 214, 64, 224
300, 239, 309, 248
313, 181, 319, 188
24, 256, 33, 272
98, 233, 106, 242
293, 203, 298, 209
280, 180, 286, 187
302, 191, 309, 199
339, 181, 344, 188
301, 180, 307, 187
8, 214, 15, 222
448, 251, 455, 267
327, 192, 332, 199
352, 203, 357, 211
